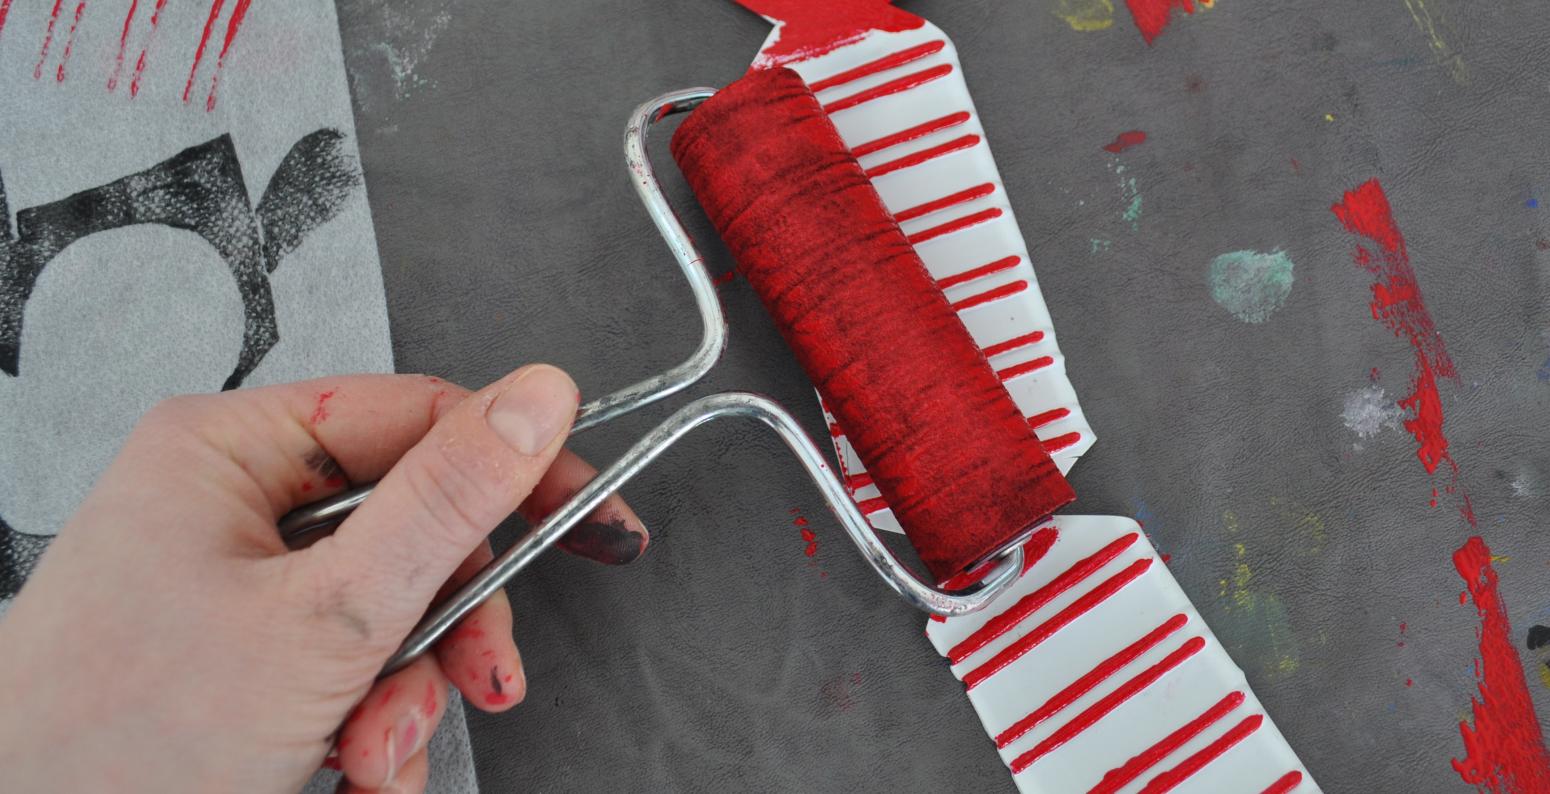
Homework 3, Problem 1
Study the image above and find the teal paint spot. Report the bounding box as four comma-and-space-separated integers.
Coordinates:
1208, 249, 1295, 324
1113, 163, 1142, 230
1090, 238, 1112, 254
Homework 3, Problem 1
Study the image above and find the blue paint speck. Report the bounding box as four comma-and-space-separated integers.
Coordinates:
1529, 198, 1540, 208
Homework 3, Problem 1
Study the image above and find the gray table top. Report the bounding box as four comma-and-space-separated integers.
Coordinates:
336, 1, 1550, 790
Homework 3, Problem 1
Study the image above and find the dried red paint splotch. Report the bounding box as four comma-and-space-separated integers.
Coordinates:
1124, 0, 1212, 45
731, 0, 923, 68
310, 389, 337, 425
1452, 536, 1550, 792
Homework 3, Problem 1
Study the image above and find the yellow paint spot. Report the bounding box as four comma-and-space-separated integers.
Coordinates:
1051, 0, 1114, 31
1219, 510, 1299, 680
1270, 496, 1327, 556
1324, 113, 1336, 122
1491, 554, 1512, 564
1539, 664, 1550, 691
1402, 0, 1468, 84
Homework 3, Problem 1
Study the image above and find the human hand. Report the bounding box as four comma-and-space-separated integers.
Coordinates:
0, 364, 648, 793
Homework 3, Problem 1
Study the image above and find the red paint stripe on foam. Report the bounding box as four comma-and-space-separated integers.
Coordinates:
809, 40, 946, 92
1089, 690, 1246, 793
1104, 130, 1148, 153
1026, 407, 1070, 429
1039, 431, 1082, 453
908, 207, 1002, 245
1136, 713, 1265, 793
937, 255, 1021, 291
997, 356, 1054, 382
951, 280, 1027, 312
1011, 636, 1207, 773
851, 111, 970, 158
54, 0, 85, 82
951, 532, 1139, 664
1124, 0, 1200, 45
1451, 536, 1550, 791
997, 614, 1190, 749
108, 0, 140, 90
1261, 771, 1305, 794
735, 0, 925, 69
823, 63, 954, 114
33, 0, 65, 80
128, 0, 167, 97
184, 0, 226, 103
983, 330, 1045, 358
867, 135, 981, 178
894, 183, 995, 223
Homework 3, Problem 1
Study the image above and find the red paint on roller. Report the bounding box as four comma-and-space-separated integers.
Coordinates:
1451, 536, 1550, 792
823, 63, 954, 114
866, 134, 980, 179
937, 255, 1021, 291
1261, 771, 1305, 794
893, 183, 995, 223
734, 0, 925, 68
808, 40, 945, 92
672, 68, 1072, 583
1091, 690, 1246, 793
1104, 130, 1148, 153
851, 111, 970, 157
1124, 0, 1202, 45
938, 526, 1057, 591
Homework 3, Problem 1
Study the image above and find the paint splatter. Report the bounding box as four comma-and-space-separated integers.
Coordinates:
734, 0, 925, 68
1207, 249, 1295, 324
1341, 385, 1405, 440
310, 390, 337, 424
791, 509, 818, 557
126, 0, 169, 97
53, 1, 87, 83
204, 0, 256, 111
344, 0, 457, 108
1103, 130, 1147, 153
1217, 511, 1299, 681
1051, 0, 1114, 31
1090, 238, 1112, 255
819, 671, 864, 713
1402, 0, 1468, 85
1452, 536, 1550, 791
1123, 0, 1212, 45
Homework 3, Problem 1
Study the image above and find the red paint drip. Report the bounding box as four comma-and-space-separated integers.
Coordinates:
809, 40, 945, 92
823, 63, 954, 114
867, 134, 981, 179
951, 532, 1139, 664
1090, 690, 1246, 793
53, 1, 85, 82
33, 0, 65, 80
951, 279, 1027, 311
735, 0, 925, 68
997, 356, 1054, 382
964, 559, 1154, 688
1137, 714, 1264, 793
128, 0, 167, 97
908, 207, 1002, 245
204, 0, 253, 111
310, 390, 337, 424
108, 0, 140, 90
184, 0, 226, 103
851, 111, 971, 158
997, 614, 1190, 748
1261, 771, 1305, 794
1026, 407, 1070, 430
1124, 0, 1201, 45
937, 255, 1021, 291
1451, 536, 1550, 792
982, 329, 1044, 358
1011, 636, 1206, 773
1103, 130, 1148, 153
894, 183, 996, 223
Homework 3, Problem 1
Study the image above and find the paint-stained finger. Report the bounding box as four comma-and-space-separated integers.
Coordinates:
337, 746, 429, 794
433, 542, 525, 711
521, 448, 649, 565
337, 655, 447, 791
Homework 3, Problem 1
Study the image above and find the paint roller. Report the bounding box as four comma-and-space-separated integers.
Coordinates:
280, 67, 1074, 675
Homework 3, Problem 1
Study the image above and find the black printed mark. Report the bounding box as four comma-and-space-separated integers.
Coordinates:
0, 515, 48, 601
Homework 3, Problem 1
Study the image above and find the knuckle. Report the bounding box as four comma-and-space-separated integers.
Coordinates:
399, 444, 508, 547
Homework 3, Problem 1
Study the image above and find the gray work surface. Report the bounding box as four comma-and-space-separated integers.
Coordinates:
336, 1, 1550, 791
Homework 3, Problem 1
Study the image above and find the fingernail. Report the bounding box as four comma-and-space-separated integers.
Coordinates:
487, 365, 578, 456
385, 713, 420, 785
560, 518, 648, 565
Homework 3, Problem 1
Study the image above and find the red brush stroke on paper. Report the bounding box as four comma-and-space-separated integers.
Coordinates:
732, 0, 925, 68
54, 0, 86, 83
0, 0, 13, 41
184, 0, 226, 103
33, 0, 65, 80
128, 0, 168, 97
1124, 0, 1203, 45
1452, 536, 1550, 792
108, 0, 140, 90
204, 0, 253, 110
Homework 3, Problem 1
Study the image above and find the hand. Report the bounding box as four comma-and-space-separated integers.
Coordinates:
0, 364, 648, 793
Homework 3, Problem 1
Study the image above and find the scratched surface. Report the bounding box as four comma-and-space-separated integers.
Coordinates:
336, 1, 1550, 790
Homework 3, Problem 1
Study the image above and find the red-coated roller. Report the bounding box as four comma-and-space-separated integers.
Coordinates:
670, 67, 1073, 584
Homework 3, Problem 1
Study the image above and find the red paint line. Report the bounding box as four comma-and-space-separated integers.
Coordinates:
1039, 431, 1082, 453
108, 0, 140, 90
845, 472, 873, 491
951, 532, 1139, 664
823, 63, 954, 114
184, 0, 226, 103
128, 0, 167, 97
33, 0, 65, 80
894, 182, 995, 223
983, 330, 1045, 358
998, 356, 1054, 382
827, 422, 845, 438
857, 495, 889, 515
1025, 407, 1071, 430
997, 614, 1190, 748
867, 134, 981, 179
54, 0, 85, 83
0, 0, 13, 40
736, 0, 926, 68
963, 559, 1154, 689
205, 0, 253, 111
1089, 690, 1246, 793
952, 280, 1028, 312
1136, 713, 1265, 793
1451, 536, 1550, 791
851, 111, 971, 158
908, 207, 1002, 245
1260, 771, 1305, 794
1011, 636, 1206, 773
938, 255, 1021, 291
1104, 130, 1148, 153
809, 40, 946, 92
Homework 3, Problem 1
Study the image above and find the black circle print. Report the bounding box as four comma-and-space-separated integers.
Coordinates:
0, 129, 364, 599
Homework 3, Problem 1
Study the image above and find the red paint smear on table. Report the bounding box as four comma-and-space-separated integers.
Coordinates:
310, 390, 336, 424
128, 0, 168, 97
1124, 0, 1203, 45
108, 0, 140, 90
54, 1, 86, 82
1451, 535, 1550, 792
734, 0, 925, 68
33, 0, 65, 80
792, 512, 818, 557
184, 0, 225, 103
204, 0, 253, 111
1104, 130, 1148, 153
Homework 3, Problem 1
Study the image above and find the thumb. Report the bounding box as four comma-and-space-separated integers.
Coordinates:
304, 364, 579, 639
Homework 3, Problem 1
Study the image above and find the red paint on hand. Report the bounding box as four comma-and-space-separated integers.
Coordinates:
733, 0, 925, 67
310, 390, 337, 425
1104, 130, 1148, 153
1451, 536, 1550, 792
